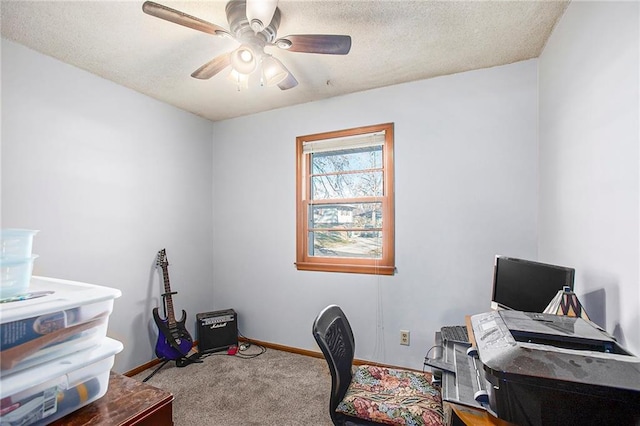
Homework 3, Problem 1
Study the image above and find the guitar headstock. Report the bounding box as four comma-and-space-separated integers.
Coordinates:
156, 249, 168, 268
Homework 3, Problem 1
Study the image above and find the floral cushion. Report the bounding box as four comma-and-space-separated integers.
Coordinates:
336, 365, 444, 426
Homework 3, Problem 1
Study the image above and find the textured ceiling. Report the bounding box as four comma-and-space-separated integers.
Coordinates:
1, 1, 569, 122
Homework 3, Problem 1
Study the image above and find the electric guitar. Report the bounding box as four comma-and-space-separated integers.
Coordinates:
152, 249, 193, 361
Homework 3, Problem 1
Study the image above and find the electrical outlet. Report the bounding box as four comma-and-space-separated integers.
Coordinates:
400, 330, 410, 346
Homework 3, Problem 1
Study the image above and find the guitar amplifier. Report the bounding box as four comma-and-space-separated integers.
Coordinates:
196, 309, 238, 353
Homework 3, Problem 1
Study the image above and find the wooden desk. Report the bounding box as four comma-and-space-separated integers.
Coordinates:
446, 402, 517, 426
51, 372, 173, 425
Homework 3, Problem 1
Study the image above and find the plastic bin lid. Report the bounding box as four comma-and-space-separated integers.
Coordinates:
0, 337, 123, 396
0, 229, 40, 237
0, 276, 122, 323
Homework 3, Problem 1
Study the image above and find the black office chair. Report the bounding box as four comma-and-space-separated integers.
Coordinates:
312, 305, 444, 426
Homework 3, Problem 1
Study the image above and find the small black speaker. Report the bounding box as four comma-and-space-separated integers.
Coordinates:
196, 309, 238, 353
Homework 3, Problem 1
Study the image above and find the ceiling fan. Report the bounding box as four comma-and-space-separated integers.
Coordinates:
142, 0, 352, 90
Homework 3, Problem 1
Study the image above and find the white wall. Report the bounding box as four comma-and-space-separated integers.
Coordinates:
211, 60, 539, 368
1, 39, 215, 372
538, 1, 640, 354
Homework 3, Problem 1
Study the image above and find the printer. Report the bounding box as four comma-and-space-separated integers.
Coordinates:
470, 310, 640, 426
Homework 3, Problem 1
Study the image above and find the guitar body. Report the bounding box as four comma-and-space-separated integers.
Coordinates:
152, 249, 194, 361
152, 307, 193, 360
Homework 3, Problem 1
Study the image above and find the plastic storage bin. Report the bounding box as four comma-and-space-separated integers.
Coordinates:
0, 229, 39, 260
0, 276, 121, 375
0, 256, 39, 300
1, 229, 40, 301
0, 337, 123, 426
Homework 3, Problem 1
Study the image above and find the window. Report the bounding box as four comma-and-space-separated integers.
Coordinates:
296, 123, 395, 275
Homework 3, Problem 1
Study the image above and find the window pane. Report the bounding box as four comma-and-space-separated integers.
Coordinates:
309, 203, 382, 229
309, 230, 383, 258
353, 203, 383, 230
311, 146, 382, 175
311, 171, 383, 199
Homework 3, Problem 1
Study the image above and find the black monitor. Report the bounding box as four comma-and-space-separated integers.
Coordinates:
491, 256, 575, 313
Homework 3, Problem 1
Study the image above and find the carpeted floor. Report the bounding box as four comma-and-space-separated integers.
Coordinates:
132, 346, 334, 426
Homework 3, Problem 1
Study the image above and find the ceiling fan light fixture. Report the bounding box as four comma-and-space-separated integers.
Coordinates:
231, 45, 257, 74
246, 0, 278, 33
261, 55, 288, 86
142, 0, 351, 92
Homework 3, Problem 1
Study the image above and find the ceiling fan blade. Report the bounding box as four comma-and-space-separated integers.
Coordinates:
277, 72, 298, 91
191, 53, 232, 79
275, 35, 351, 55
142, 1, 230, 37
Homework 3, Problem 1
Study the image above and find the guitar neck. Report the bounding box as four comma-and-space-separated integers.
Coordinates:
161, 265, 177, 328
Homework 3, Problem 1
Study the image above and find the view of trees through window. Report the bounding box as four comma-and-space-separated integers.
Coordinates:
309, 146, 384, 258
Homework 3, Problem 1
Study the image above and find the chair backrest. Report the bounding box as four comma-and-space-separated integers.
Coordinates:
312, 305, 356, 425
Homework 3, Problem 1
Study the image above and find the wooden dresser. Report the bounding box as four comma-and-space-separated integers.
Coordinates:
50, 372, 174, 425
